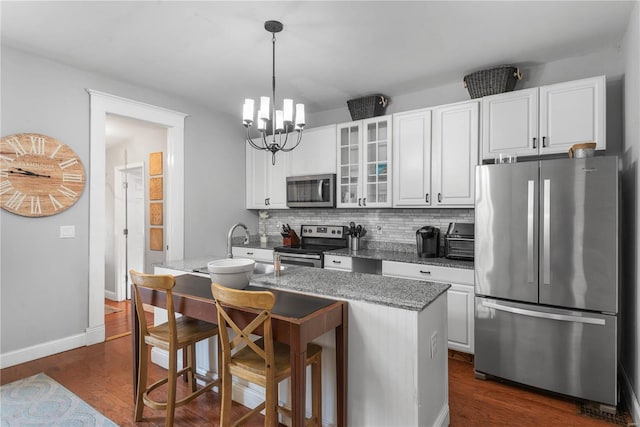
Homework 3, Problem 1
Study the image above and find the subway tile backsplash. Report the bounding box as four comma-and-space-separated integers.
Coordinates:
258, 208, 474, 249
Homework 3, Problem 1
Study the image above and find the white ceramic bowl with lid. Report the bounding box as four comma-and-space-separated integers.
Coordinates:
207, 258, 255, 289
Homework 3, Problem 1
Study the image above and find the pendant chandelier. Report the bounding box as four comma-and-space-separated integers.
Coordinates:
242, 20, 305, 165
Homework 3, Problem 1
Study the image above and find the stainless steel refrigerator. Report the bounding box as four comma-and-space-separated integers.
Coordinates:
474, 156, 619, 406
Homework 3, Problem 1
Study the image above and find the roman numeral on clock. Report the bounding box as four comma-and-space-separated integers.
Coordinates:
0, 180, 13, 195
48, 193, 64, 211
62, 173, 83, 182
6, 137, 26, 157
29, 136, 46, 155
59, 158, 79, 170
58, 185, 77, 200
6, 190, 26, 210
30, 196, 42, 214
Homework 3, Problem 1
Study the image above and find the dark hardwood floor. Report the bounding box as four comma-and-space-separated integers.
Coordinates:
0, 301, 631, 426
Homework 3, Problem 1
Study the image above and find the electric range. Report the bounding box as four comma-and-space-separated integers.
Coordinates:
274, 224, 348, 268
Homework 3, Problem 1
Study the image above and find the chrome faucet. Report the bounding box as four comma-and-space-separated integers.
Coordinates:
227, 223, 249, 258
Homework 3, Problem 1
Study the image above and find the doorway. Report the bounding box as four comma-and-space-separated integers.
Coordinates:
87, 89, 186, 345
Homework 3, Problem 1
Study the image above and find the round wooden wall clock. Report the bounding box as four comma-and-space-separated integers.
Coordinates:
0, 133, 86, 217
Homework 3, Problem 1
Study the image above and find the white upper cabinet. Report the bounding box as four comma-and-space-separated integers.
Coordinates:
392, 109, 432, 207
336, 116, 392, 208
482, 75, 606, 160
245, 143, 290, 209
539, 76, 605, 154
288, 124, 337, 176
432, 100, 479, 207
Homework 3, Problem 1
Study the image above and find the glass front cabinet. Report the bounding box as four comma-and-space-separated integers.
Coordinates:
336, 116, 392, 208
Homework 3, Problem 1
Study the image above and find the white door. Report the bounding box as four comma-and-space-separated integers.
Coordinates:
361, 116, 392, 207
539, 75, 606, 155
246, 144, 267, 209
432, 101, 479, 207
393, 109, 432, 207
482, 88, 538, 160
265, 149, 290, 209
114, 164, 145, 300
336, 122, 361, 207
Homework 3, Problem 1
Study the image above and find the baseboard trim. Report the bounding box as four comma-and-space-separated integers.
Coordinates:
85, 324, 105, 346
620, 364, 640, 425
0, 332, 87, 369
104, 290, 117, 300
433, 403, 450, 427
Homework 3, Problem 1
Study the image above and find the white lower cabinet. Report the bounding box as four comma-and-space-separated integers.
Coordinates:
232, 246, 274, 263
323, 254, 352, 271
382, 260, 475, 354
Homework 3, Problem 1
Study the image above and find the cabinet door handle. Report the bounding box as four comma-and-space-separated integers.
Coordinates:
247, 251, 254, 255
437, 193, 442, 203
333, 260, 342, 264
542, 136, 547, 147
532, 137, 537, 149
363, 197, 367, 206
419, 270, 431, 275
425, 193, 430, 203
358, 198, 362, 206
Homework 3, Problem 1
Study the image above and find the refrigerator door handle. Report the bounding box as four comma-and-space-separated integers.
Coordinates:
481, 301, 606, 325
543, 178, 551, 285
527, 180, 535, 283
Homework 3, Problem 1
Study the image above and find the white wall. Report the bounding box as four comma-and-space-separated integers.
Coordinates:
0, 46, 255, 362
621, 1, 640, 422
309, 47, 624, 144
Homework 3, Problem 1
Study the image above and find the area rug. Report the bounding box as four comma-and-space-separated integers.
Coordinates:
0, 373, 118, 426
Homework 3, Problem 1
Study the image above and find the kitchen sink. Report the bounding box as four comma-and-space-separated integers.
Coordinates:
192, 261, 282, 276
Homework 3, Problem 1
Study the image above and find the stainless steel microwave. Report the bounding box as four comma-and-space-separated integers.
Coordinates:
286, 174, 336, 208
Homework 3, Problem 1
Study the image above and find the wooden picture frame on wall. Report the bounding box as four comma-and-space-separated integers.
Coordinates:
150, 228, 163, 251
150, 202, 163, 225
149, 177, 163, 200
149, 152, 163, 176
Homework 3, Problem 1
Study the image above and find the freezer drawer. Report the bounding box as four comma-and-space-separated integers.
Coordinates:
474, 297, 617, 405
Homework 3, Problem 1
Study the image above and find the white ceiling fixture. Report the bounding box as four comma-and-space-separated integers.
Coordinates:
243, 20, 305, 165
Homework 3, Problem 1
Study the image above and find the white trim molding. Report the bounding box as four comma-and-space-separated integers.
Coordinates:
620, 364, 640, 425
87, 89, 186, 345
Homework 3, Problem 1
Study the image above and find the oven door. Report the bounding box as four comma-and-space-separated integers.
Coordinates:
278, 253, 322, 268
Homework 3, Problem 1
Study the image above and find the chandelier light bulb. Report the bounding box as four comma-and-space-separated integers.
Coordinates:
283, 99, 293, 123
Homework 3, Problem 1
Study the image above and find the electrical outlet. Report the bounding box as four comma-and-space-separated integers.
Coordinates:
430, 331, 438, 359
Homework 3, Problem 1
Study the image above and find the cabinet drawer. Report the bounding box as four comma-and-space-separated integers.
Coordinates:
232, 247, 274, 263
324, 255, 352, 271
382, 260, 473, 285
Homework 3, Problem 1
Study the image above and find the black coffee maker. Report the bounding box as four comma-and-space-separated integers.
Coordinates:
416, 226, 440, 258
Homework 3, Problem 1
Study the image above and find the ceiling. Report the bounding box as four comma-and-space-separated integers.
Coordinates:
1, 1, 635, 120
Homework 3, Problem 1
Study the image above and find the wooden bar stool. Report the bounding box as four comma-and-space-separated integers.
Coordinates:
130, 270, 221, 427
211, 282, 323, 427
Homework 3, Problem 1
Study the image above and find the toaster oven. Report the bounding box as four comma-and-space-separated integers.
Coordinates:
444, 222, 475, 260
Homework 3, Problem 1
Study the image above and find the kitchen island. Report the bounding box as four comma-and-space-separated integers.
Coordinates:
156, 259, 450, 427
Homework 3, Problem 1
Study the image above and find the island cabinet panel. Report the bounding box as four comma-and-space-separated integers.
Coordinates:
382, 260, 475, 354
232, 246, 274, 263
324, 254, 352, 271
347, 296, 449, 426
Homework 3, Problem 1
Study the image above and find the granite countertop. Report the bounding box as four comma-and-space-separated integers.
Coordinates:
159, 257, 449, 312
323, 247, 474, 270
251, 266, 450, 312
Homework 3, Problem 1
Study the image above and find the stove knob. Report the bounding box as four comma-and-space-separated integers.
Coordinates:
331, 230, 336, 234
